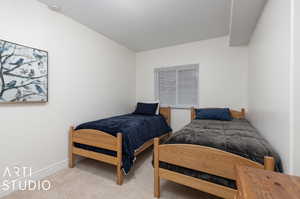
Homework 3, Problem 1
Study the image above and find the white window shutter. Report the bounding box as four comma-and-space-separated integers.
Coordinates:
177, 68, 198, 106
158, 70, 176, 106
155, 64, 199, 107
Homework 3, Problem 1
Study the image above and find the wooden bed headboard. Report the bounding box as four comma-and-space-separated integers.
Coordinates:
190, 107, 245, 120
159, 107, 171, 125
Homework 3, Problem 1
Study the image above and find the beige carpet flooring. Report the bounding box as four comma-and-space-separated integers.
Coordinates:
3, 148, 219, 199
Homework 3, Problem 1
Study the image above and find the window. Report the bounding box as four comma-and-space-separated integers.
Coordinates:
154, 64, 199, 108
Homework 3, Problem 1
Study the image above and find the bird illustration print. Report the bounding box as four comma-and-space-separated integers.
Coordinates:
6, 80, 17, 88
0, 39, 48, 102
35, 84, 45, 95
10, 58, 24, 66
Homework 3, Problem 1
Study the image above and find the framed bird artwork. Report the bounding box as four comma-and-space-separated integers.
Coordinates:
0, 39, 48, 103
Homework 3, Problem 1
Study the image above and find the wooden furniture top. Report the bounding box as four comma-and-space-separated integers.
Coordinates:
236, 166, 300, 199
191, 107, 245, 120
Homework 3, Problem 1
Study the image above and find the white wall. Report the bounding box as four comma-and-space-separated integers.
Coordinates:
136, 37, 248, 131
248, 0, 291, 172
293, 0, 300, 176
0, 0, 135, 195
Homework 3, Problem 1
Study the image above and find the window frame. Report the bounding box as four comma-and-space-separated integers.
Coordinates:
154, 64, 199, 108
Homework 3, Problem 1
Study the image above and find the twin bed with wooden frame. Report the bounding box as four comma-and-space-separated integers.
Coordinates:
154, 108, 276, 199
69, 107, 171, 185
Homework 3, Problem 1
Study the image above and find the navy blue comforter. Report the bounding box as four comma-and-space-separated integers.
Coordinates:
75, 114, 172, 174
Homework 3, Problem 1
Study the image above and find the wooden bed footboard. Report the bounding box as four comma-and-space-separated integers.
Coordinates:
69, 127, 124, 185
69, 128, 170, 185
153, 138, 275, 199
68, 107, 172, 185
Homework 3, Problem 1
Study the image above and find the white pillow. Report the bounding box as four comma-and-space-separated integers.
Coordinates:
139, 100, 160, 115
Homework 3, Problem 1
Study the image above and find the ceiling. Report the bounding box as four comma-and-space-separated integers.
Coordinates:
229, 0, 268, 46
38, 0, 266, 52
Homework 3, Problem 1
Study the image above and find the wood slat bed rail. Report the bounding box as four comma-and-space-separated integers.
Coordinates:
159, 168, 237, 199
134, 133, 170, 156
158, 144, 264, 180
73, 147, 118, 165
72, 129, 118, 151
191, 108, 246, 120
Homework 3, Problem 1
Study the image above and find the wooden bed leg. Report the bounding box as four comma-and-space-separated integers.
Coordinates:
241, 108, 246, 118
191, 107, 195, 121
69, 126, 76, 168
154, 138, 160, 198
264, 156, 275, 171
116, 133, 123, 185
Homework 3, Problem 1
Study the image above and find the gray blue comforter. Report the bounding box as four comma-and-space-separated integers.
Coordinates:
160, 119, 283, 188
75, 114, 171, 174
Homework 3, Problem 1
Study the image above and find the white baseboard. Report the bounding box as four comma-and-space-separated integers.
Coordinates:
0, 159, 68, 198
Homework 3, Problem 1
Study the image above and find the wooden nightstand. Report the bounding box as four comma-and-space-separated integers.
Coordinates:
235, 166, 300, 199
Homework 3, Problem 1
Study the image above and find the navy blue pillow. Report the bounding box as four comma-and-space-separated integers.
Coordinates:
195, 108, 233, 121
133, 103, 158, 115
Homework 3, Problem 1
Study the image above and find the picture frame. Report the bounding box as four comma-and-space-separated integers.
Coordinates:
0, 39, 48, 103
